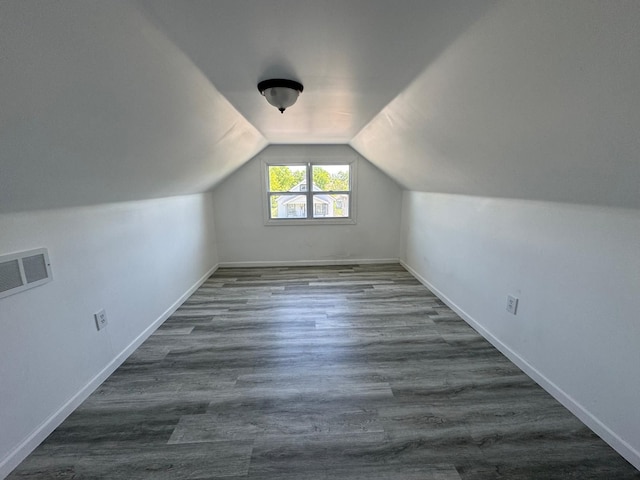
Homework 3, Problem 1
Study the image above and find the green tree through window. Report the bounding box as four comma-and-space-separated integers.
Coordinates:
268, 166, 305, 192
312, 166, 350, 192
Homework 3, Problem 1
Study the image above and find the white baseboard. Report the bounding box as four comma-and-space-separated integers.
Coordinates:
400, 260, 640, 471
218, 258, 399, 268
0, 263, 219, 479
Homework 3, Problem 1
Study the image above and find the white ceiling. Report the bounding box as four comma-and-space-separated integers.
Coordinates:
1, 0, 639, 213
139, 0, 493, 144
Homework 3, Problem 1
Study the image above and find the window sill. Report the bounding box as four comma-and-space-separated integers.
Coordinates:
265, 217, 356, 226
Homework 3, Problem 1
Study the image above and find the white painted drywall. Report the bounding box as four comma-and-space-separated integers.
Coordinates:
0, 1, 265, 214
400, 191, 640, 469
139, 0, 493, 144
0, 193, 218, 477
352, 0, 640, 209
212, 145, 402, 265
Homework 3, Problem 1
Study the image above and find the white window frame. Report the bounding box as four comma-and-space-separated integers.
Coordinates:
261, 156, 357, 226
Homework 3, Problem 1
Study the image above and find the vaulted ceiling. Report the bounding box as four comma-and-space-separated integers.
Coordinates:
1, 0, 639, 214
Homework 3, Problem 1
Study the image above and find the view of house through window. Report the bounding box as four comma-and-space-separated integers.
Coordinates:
267, 163, 351, 221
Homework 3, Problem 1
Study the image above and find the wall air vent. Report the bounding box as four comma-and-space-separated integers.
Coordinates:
0, 248, 52, 299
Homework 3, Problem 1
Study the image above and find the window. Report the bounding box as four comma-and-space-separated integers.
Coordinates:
314, 203, 328, 217
286, 203, 306, 217
263, 159, 356, 225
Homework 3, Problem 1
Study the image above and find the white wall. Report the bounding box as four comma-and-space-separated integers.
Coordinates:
213, 145, 402, 265
0, 193, 218, 477
400, 191, 640, 469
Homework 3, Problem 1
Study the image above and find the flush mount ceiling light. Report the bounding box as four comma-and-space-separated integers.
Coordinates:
257, 79, 304, 114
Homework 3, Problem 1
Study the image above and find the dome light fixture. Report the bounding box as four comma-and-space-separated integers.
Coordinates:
257, 79, 304, 114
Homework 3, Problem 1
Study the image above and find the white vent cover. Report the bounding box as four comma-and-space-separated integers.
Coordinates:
0, 248, 52, 299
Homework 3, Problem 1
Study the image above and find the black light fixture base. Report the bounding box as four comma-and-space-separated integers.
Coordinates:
257, 79, 304, 95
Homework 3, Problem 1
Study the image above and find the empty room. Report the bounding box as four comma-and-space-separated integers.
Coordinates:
1, 1, 639, 479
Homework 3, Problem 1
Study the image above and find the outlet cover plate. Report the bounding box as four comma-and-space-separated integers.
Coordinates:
94, 309, 108, 330
506, 295, 519, 315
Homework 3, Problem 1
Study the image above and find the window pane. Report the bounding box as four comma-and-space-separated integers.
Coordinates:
268, 165, 307, 192
270, 194, 308, 219
312, 194, 349, 218
312, 165, 350, 192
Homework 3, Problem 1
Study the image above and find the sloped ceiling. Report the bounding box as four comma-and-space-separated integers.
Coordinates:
351, 1, 640, 209
139, 0, 493, 144
1, 0, 639, 214
0, 0, 267, 213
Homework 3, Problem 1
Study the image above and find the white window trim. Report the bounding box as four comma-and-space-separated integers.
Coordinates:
261, 156, 358, 226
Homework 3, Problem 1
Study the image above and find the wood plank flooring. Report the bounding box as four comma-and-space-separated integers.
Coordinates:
8, 264, 640, 479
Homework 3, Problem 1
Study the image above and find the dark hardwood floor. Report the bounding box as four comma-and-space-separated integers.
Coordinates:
8, 264, 640, 479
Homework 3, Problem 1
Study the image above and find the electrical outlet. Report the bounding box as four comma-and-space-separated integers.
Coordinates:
506, 295, 519, 315
94, 309, 108, 330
